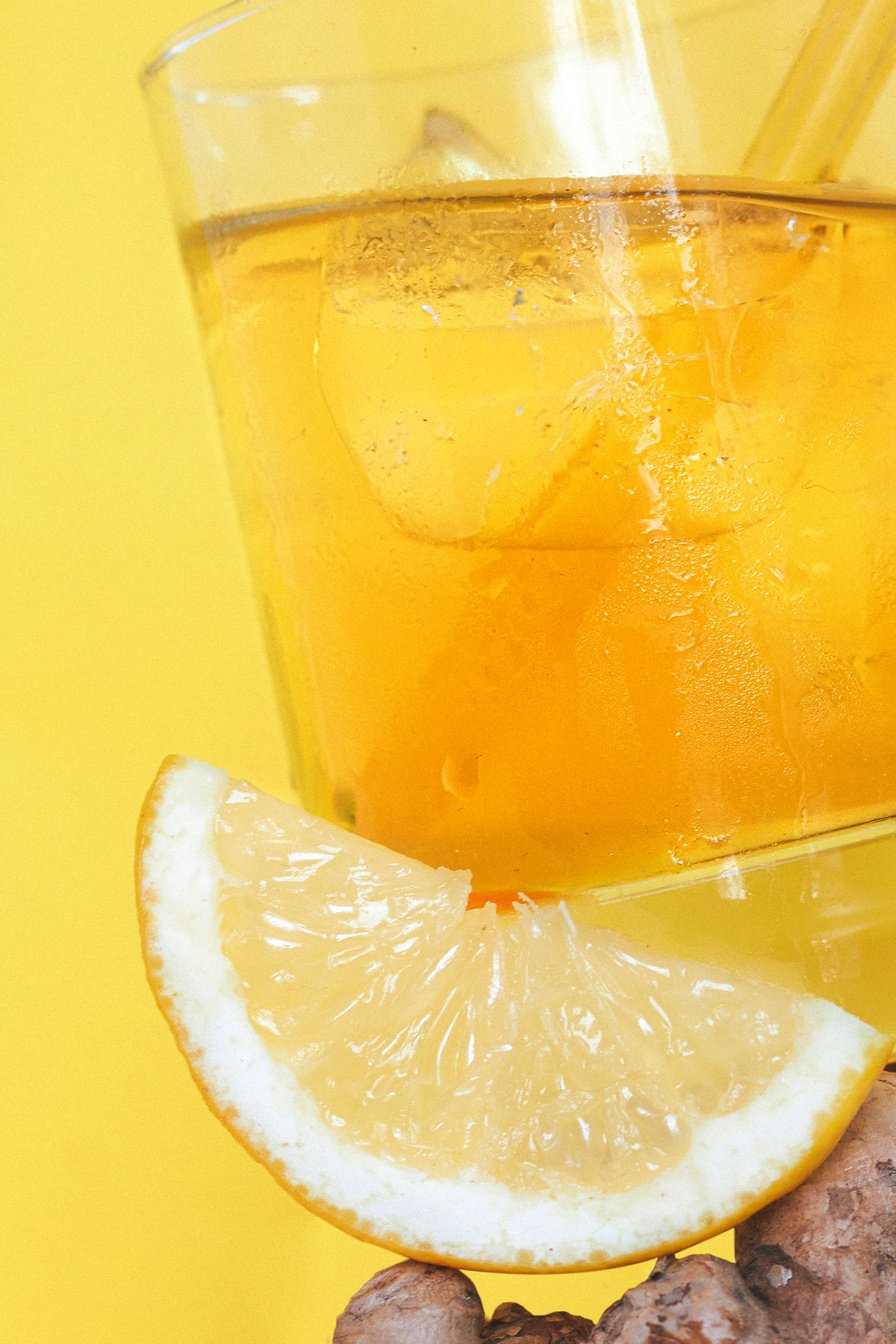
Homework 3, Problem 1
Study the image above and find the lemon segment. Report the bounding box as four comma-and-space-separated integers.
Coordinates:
137, 756, 892, 1270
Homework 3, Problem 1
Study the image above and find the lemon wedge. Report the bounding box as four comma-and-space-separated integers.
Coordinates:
137, 756, 891, 1270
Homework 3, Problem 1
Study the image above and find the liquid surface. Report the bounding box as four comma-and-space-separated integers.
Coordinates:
189, 179, 896, 908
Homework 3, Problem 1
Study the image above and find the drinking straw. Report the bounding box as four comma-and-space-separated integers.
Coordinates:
742, 0, 896, 182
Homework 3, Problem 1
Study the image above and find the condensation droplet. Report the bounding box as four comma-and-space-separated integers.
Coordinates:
441, 753, 480, 801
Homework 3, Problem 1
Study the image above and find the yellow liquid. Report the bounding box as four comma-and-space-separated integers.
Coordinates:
188, 178, 896, 1031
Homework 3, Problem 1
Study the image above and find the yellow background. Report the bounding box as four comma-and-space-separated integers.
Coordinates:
0, 2, 755, 1340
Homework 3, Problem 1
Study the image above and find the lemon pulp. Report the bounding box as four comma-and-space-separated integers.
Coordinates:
139, 757, 892, 1269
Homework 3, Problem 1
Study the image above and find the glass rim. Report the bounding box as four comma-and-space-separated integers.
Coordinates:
141, 0, 275, 87
141, 0, 770, 93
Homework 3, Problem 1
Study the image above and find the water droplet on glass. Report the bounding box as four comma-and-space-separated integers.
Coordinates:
441, 753, 480, 801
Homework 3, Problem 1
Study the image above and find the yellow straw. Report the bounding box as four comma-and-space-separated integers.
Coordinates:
742, 0, 896, 182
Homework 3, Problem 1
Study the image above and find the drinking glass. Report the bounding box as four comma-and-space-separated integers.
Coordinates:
143, 0, 896, 1055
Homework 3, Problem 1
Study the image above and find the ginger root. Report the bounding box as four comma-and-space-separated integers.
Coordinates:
735, 1072, 896, 1343
331, 1071, 896, 1342
589, 1253, 779, 1342
332, 1260, 484, 1343
483, 1300, 594, 1341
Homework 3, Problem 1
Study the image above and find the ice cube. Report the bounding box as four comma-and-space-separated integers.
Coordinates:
386, 107, 508, 190
316, 192, 840, 548
317, 194, 628, 545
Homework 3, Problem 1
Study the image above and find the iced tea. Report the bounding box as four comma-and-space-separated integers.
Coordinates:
187, 178, 896, 1026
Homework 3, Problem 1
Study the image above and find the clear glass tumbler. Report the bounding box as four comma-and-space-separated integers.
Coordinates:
144, 0, 896, 1041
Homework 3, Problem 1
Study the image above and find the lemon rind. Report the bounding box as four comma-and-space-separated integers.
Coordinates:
138, 756, 890, 1269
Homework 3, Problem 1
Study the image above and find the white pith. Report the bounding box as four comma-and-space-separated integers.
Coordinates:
139, 756, 888, 1269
